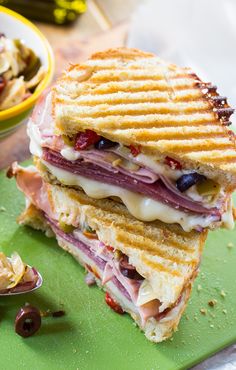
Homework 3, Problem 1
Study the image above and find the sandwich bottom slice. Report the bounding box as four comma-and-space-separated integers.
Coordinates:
11, 163, 208, 343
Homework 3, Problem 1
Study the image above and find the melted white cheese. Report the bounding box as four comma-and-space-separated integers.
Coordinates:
27, 120, 43, 158
60, 147, 81, 161
42, 160, 220, 232
137, 280, 157, 306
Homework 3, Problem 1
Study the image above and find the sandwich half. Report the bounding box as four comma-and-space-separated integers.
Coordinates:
27, 47, 235, 232
11, 163, 207, 342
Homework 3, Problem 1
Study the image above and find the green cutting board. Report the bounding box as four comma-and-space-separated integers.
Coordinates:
0, 167, 236, 370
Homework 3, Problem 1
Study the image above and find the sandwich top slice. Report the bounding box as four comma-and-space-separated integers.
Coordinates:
27, 47, 235, 231
11, 163, 207, 342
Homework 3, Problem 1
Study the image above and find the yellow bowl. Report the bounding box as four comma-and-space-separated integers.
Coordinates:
0, 6, 54, 138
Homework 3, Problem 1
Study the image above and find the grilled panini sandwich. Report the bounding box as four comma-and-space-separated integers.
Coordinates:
27, 47, 235, 232
12, 163, 207, 342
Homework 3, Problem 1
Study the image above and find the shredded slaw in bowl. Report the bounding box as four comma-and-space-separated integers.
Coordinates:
0, 33, 45, 111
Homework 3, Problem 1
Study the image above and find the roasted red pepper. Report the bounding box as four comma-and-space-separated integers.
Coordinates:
106, 246, 114, 252
74, 130, 101, 150
164, 156, 182, 170
129, 144, 141, 157
105, 292, 124, 314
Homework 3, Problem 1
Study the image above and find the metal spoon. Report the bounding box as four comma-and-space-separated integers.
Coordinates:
0, 267, 43, 296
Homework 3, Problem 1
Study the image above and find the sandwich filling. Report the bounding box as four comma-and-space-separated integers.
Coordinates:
27, 92, 234, 231
14, 165, 190, 327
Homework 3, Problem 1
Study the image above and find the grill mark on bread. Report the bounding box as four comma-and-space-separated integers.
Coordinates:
104, 222, 197, 252
55, 102, 212, 117
53, 47, 236, 180
116, 231, 198, 266
55, 89, 203, 104
57, 79, 197, 95
141, 256, 182, 277
88, 71, 194, 83
58, 113, 218, 129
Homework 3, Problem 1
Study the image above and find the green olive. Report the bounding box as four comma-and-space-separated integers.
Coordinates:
114, 250, 122, 260
58, 219, 75, 233
196, 179, 220, 196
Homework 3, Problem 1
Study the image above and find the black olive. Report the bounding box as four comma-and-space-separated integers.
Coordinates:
15, 305, 41, 338
94, 137, 117, 150
119, 256, 144, 280
176, 172, 206, 192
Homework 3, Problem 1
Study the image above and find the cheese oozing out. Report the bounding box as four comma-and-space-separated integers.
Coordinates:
28, 121, 234, 230
41, 160, 234, 231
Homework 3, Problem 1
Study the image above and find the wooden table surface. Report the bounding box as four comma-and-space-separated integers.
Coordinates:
0, 0, 143, 170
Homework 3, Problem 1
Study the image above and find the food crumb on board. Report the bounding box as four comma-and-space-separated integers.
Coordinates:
222, 309, 227, 315
227, 242, 234, 249
210, 324, 214, 328
200, 308, 207, 315
220, 290, 226, 298
0, 206, 6, 212
197, 284, 202, 292
208, 299, 217, 307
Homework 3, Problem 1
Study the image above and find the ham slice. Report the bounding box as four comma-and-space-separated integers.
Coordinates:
43, 148, 220, 217
78, 150, 159, 184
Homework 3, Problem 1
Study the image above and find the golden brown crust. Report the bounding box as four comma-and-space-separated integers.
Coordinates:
53, 47, 236, 187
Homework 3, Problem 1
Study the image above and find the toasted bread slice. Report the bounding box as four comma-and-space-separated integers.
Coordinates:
18, 201, 195, 342
13, 163, 207, 311
53, 47, 236, 189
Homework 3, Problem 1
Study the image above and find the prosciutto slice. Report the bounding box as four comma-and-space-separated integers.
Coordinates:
43, 148, 220, 216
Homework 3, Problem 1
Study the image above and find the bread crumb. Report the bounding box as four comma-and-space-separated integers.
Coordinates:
200, 308, 207, 315
0, 206, 6, 212
197, 284, 202, 292
220, 290, 226, 298
227, 242, 234, 248
210, 324, 214, 328
222, 309, 227, 315
208, 299, 217, 307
